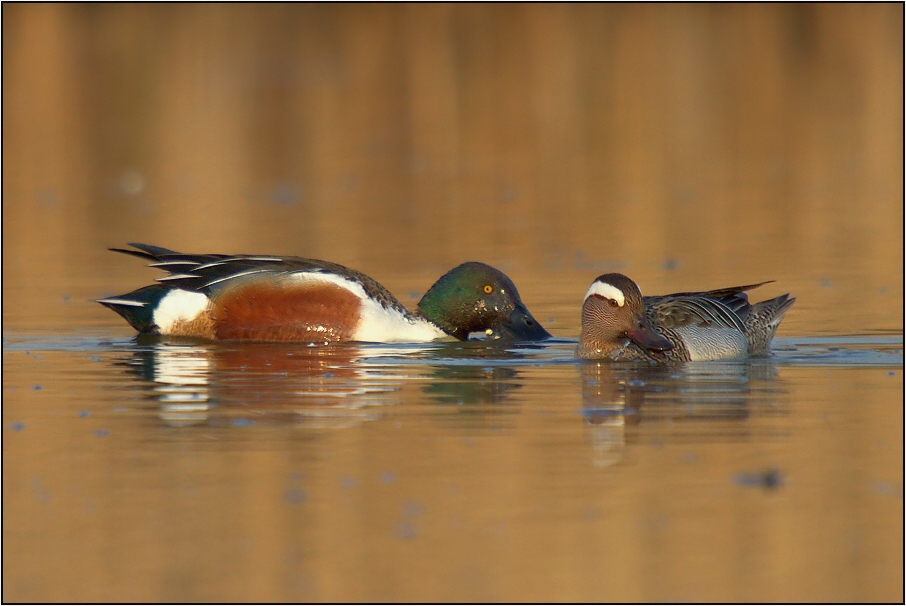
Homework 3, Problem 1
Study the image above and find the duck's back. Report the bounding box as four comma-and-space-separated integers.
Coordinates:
640, 282, 795, 362
98, 243, 441, 342
113, 244, 409, 314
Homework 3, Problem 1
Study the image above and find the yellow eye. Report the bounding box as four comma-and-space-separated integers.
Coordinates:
483, 285, 493, 294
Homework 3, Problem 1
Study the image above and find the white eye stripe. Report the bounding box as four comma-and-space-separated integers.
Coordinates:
584, 282, 626, 307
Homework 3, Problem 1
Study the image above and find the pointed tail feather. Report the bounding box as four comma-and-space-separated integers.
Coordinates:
96, 284, 171, 333
108, 243, 183, 262
126, 243, 182, 257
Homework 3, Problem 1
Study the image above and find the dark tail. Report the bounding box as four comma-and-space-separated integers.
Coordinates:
96, 284, 171, 333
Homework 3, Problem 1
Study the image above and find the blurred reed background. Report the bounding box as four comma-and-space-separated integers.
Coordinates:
3, 3, 903, 335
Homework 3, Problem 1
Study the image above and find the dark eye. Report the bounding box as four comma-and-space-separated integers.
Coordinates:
608, 298, 619, 307
483, 285, 493, 294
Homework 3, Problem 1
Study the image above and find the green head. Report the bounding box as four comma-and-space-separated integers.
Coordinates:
416, 262, 551, 341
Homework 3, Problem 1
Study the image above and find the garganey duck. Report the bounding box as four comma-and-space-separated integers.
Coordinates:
98, 244, 551, 343
576, 273, 794, 362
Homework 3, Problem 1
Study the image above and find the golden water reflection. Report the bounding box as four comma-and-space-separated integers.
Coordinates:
122, 341, 394, 427
118, 339, 795, 474
580, 360, 787, 468
4, 339, 900, 602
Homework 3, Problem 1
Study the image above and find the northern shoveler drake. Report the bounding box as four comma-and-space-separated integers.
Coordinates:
576, 273, 795, 362
97, 243, 552, 343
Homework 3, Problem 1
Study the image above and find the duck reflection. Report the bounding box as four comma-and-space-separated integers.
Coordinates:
580, 359, 787, 467
424, 365, 521, 405
421, 365, 522, 430
145, 343, 212, 426
580, 362, 652, 467
118, 337, 391, 427
417, 340, 533, 429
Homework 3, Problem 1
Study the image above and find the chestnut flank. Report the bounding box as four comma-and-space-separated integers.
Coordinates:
212, 280, 362, 342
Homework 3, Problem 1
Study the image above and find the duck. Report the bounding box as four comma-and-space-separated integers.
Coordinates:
576, 273, 795, 362
97, 243, 552, 343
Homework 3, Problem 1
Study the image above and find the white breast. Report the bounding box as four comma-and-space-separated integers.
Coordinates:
153, 290, 211, 333
354, 298, 446, 342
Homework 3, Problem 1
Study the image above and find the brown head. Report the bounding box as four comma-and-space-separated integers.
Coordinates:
576, 273, 673, 359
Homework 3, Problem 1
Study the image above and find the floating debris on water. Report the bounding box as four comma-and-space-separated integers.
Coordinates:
734, 468, 784, 490
284, 488, 308, 504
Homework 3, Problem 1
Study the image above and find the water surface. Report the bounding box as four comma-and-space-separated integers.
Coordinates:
3, 331, 902, 602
